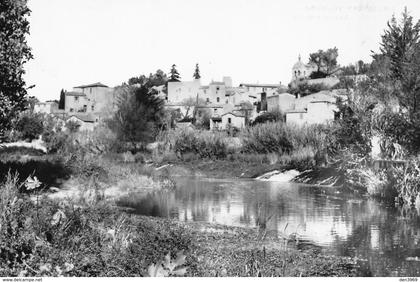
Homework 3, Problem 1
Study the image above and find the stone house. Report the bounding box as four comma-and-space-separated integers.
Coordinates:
64, 82, 115, 116
167, 79, 201, 104
266, 93, 296, 113
221, 111, 246, 129
65, 113, 98, 131
284, 91, 340, 125
34, 101, 59, 114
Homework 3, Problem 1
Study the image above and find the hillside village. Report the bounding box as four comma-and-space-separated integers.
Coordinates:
33, 55, 367, 131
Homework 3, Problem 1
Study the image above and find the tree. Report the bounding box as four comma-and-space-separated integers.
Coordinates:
65, 119, 81, 133
108, 85, 165, 143
148, 69, 167, 87
193, 63, 201, 79
169, 64, 181, 82
252, 111, 283, 125
380, 7, 420, 80
308, 47, 339, 78
0, 0, 33, 134
180, 97, 206, 122
58, 89, 65, 109
26, 96, 39, 112
14, 112, 44, 141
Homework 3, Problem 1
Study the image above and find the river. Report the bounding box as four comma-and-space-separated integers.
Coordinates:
117, 176, 420, 277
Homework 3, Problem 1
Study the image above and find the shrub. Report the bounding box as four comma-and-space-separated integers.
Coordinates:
393, 158, 420, 206
157, 128, 228, 159
252, 111, 284, 125
14, 112, 44, 141
65, 120, 81, 133
240, 122, 330, 155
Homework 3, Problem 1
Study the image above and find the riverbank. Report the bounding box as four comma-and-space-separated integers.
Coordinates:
154, 158, 294, 179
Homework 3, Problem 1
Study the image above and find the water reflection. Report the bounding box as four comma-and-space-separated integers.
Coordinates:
117, 177, 420, 277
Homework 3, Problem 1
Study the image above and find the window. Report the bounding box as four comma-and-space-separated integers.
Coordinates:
216, 87, 220, 91
228, 118, 232, 124
217, 97, 220, 103
83, 105, 87, 112
225, 99, 228, 104
69, 108, 74, 112
74, 96, 79, 101
91, 105, 95, 111
89, 88, 92, 94
298, 70, 301, 76
214, 109, 218, 113
206, 98, 210, 102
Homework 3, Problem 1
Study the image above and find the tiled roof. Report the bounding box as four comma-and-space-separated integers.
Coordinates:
74, 82, 108, 88
222, 111, 245, 117
67, 113, 97, 123
65, 91, 86, 97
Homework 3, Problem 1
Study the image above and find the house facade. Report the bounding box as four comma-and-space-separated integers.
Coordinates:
266, 93, 296, 113
167, 79, 201, 104
65, 113, 98, 131
34, 101, 59, 114
64, 82, 115, 116
283, 91, 342, 125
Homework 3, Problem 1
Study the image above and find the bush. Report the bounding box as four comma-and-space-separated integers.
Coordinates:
252, 111, 284, 125
65, 120, 81, 133
157, 128, 228, 159
14, 112, 44, 141
240, 122, 330, 155
0, 175, 192, 277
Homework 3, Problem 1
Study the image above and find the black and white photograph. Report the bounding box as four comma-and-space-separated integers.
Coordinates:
1, 0, 420, 279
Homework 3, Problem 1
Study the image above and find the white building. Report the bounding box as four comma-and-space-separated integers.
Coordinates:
34, 101, 59, 114
167, 79, 201, 104
65, 113, 98, 131
284, 91, 341, 125
64, 82, 115, 116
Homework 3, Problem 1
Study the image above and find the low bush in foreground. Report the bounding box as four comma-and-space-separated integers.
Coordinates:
0, 174, 191, 277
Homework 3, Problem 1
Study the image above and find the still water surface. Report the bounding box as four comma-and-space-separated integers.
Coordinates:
117, 176, 420, 276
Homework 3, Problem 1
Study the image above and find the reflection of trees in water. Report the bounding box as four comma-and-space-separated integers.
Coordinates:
328, 199, 420, 276
117, 191, 177, 218
174, 179, 230, 222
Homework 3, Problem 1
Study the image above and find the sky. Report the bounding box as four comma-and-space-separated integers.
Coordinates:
24, 0, 420, 102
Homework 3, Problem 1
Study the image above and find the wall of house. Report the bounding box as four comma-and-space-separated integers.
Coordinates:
286, 112, 307, 126
207, 83, 226, 104
66, 116, 95, 131
306, 102, 337, 124
73, 86, 115, 113
267, 93, 296, 113
306, 77, 340, 88
221, 113, 245, 129
167, 80, 201, 104
34, 102, 58, 114
65, 95, 89, 113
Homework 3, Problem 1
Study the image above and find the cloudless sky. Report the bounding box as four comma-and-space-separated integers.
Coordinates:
24, 0, 420, 101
